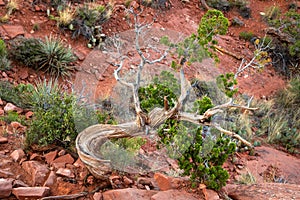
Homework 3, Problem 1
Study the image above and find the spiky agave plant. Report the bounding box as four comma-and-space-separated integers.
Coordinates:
34, 36, 77, 77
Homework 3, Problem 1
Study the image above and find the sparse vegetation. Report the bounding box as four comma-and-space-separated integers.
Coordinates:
239, 31, 255, 41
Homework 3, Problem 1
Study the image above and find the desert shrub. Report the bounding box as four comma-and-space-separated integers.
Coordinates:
26, 79, 114, 149
254, 77, 300, 152
10, 36, 76, 77
138, 71, 236, 190
0, 39, 11, 71
239, 31, 255, 41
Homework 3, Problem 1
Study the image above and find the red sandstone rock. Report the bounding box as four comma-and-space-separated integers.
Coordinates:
12, 187, 50, 199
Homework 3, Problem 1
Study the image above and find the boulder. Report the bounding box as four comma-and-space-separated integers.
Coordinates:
225, 183, 300, 200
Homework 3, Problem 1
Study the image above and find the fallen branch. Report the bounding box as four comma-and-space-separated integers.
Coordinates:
213, 45, 243, 60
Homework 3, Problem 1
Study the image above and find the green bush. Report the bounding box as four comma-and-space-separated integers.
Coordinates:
26, 79, 113, 149
239, 31, 255, 41
0, 39, 11, 71
10, 36, 76, 77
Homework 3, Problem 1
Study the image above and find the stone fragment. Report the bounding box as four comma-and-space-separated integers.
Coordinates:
22, 161, 49, 186
25, 111, 34, 119
30, 153, 43, 161
4, 103, 22, 113
0, 136, 8, 144
102, 188, 158, 200
153, 173, 171, 191
0, 108, 4, 116
232, 17, 244, 26
52, 154, 74, 165
123, 176, 133, 185
73, 158, 85, 168
151, 189, 199, 200
56, 168, 75, 178
57, 149, 66, 156
43, 171, 57, 187
10, 121, 24, 129
44, 150, 58, 164
10, 148, 26, 162
1, 25, 25, 39
13, 179, 29, 187
0, 178, 13, 198
93, 192, 102, 200
0, 0, 5, 6
12, 187, 50, 199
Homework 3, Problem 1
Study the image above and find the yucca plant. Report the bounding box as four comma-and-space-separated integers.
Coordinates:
10, 36, 77, 78
34, 36, 77, 77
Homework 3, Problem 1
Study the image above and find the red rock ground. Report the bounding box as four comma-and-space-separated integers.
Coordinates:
0, 0, 299, 199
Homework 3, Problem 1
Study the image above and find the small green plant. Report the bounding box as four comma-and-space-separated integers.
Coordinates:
0, 39, 11, 71
32, 23, 40, 31
237, 170, 256, 185
239, 31, 255, 41
10, 36, 76, 77
0, 81, 34, 108
0, 111, 26, 125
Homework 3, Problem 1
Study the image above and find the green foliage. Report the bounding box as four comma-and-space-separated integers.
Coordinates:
139, 70, 236, 190
10, 37, 76, 77
239, 31, 255, 41
139, 71, 179, 113
0, 39, 11, 71
197, 9, 229, 61
26, 80, 78, 148
0, 81, 34, 108
9, 37, 41, 66
0, 111, 26, 125
26, 79, 112, 149
216, 73, 238, 98
193, 96, 214, 115
178, 129, 236, 190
